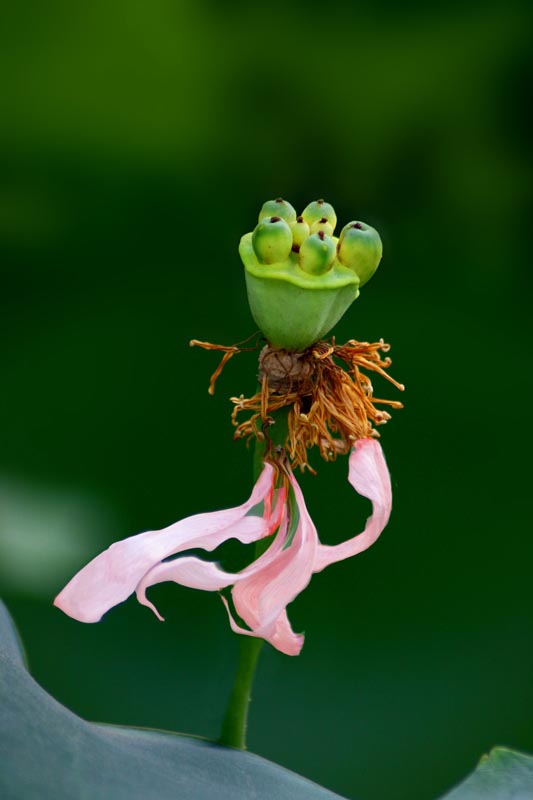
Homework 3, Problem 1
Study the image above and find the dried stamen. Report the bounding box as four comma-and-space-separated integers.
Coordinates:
193, 333, 403, 472
190, 332, 263, 395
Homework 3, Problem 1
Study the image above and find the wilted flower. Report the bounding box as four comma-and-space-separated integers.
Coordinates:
55, 439, 390, 656
55, 197, 403, 657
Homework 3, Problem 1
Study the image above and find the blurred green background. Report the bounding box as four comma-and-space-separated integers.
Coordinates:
1, 2, 532, 798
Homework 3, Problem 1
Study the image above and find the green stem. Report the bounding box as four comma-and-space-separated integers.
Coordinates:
218, 406, 290, 749
218, 636, 263, 749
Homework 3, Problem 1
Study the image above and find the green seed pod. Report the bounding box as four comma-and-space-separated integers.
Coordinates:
240, 199, 360, 351
299, 231, 336, 275
337, 221, 382, 286
289, 216, 310, 251
258, 198, 297, 225
252, 216, 293, 264
310, 216, 335, 237
301, 199, 337, 232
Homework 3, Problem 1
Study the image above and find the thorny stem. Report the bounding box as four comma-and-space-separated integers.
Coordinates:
218, 408, 289, 749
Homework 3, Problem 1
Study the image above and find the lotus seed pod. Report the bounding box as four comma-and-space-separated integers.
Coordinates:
301, 199, 337, 232
289, 216, 310, 251
258, 198, 297, 225
240, 198, 360, 351
252, 216, 293, 264
310, 216, 334, 237
337, 221, 382, 286
299, 231, 336, 275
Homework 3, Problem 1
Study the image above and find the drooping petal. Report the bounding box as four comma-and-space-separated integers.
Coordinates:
222, 598, 304, 657
313, 438, 392, 573
135, 484, 288, 621
54, 463, 276, 623
137, 557, 240, 620
223, 471, 318, 656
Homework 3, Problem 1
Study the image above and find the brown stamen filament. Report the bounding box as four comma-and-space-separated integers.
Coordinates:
193, 334, 404, 473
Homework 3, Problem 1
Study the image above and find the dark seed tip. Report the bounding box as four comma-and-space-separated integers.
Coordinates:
318, 231, 325, 240
270, 216, 281, 223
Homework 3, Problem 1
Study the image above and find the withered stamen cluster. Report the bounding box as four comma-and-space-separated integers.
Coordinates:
190, 334, 404, 473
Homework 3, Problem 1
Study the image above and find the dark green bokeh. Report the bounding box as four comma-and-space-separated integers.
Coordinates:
1, 2, 532, 799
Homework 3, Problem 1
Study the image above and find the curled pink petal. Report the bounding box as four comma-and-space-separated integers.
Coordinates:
268, 610, 305, 656
314, 438, 392, 573
137, 556, 240, 620
135, 485, 288, 621
54, 464, 275, 623
55, 439, 394, 656
221, 598, 304, 657
235, 474, 317, 629
221, 471, 318, 655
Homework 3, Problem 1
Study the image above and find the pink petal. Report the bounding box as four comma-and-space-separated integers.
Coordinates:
137, 557, 240, 620
54, 463, 276, 623
223, 471, 318, 656
222, 598, 304, 657
314, 438, 392, 573
136, 484, 288, 621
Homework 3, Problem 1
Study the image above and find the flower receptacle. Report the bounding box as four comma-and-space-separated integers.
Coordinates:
240, 232, 359, 351
240, 199, 382, 351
